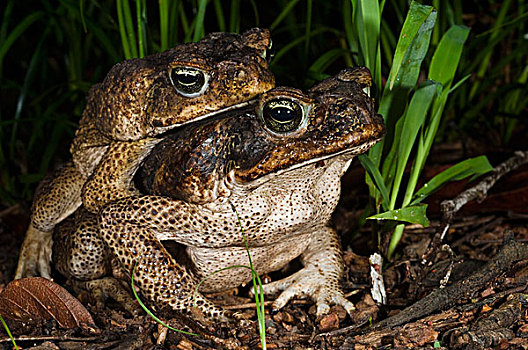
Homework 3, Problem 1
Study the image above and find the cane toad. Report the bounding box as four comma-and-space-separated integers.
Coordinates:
53, 67, 385, 321
16, 28, 275, 279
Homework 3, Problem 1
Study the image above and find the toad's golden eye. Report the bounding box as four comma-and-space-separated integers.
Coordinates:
169, 67, 210, 97
262, 98, 304, 133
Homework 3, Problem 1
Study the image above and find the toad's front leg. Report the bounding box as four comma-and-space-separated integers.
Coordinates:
16, 162, 86, 279
81, 138, 161, 213
98, 196, 231, 321
259, 226, 355, 317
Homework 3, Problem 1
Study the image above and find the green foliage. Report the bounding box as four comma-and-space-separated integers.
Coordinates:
355, 1, 493, 258
0, 1, 524, 253
0, 314, 18, 349
131, 258, 200, 337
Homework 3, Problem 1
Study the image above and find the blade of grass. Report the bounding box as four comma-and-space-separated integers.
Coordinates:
0, 314, 18, 350
116, 0, 135, 58
307, 48, 349, 74
367, 3, 436, 185
131, 258, 199, 337
359, 154, 390, 210
136, 0, 147, 57
231, 204, 267, 349
354, 0, 381, 88
159, 0, 169, 51
403, 25, 470, 206
229, 0, 240, 33
272, 27, 340, 64
390, 81, 439, 210
469, 0, 512, 99
212, 0, 226, 32
368, 205, 429, 226
387, 1, 434, 90
192, 0, 207, 42
269, 0, 301, 31
410, 156, 493, 206
0, 11, 44, 67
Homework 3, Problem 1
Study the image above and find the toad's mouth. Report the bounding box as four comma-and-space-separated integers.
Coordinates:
232, 121, 386, 183
153, 99, 258, 140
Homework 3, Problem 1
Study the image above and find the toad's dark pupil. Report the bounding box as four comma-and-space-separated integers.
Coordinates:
177, 72, 199, 85
262, 99, 303, 133
270, 107, 295, 122
170, 68, 206, 94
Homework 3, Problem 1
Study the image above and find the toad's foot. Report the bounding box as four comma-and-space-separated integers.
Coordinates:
77, 277, 142, 316
15, 224, 52, 279
259, 265, 355, 317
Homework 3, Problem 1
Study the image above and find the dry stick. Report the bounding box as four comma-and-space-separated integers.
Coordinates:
370, 232, 528, 329
367, 150, 528, 330
327, 151, 528, 339
421, 150, 528, 265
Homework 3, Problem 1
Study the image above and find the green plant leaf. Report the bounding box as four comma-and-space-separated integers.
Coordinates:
367, 205, 429, 226
359, 154, 390, 210
387, 1, 434, 90
192, 0, 208, 42
410, 156, 493, 205
354, 0, 381, 73
389, 80, 439, 209
429, 25, 470, 86
365, 2, 436, 205
270, 0, 301, 30
0, 11, 44, 65
307, 48, 349, 74
131, 258, 199, 337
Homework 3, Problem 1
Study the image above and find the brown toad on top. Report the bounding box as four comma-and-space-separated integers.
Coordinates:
53, 67, 385, 321
16, 28, 275, 279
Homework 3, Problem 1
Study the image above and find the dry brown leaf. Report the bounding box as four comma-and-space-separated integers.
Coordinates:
0, 277, 97, 331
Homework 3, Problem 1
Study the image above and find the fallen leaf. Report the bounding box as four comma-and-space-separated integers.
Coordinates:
0, 277, 97, 332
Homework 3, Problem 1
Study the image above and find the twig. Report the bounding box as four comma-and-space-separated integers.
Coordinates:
422, 151, 528, 265
368, 232, 528, 330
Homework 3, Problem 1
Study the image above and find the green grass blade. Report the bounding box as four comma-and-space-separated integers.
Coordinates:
410, 156, 493, 206
159, 0, 169, 50
0, 11, 44, 67
116, 0, 134, 58
368, 205, 429, 227
212, 0, 226, 32
229, 0, 240, 33
429, 25, 470, 86
367, 3, 435, 182
402, 25, 470, 207
131, 259, 199, 337
272, 27, 338, 64
307, 48, 349, 74
343, 0, 359, 65
469, 0, 512, 99
354, 0, 381, 81
387, 1, 433, 90
0, 314, 18, 349
136, 0, 147, 57
269, 0, 301, 31
359, 154, 390, 210
192, 0, 208, 42
389, 81, 439, 210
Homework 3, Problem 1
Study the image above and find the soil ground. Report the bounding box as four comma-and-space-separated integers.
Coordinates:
1, 150, 527, 349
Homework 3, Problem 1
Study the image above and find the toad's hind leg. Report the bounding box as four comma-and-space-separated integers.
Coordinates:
16, 162, 86, 279
99, 197, 230, 322
53, 209, 140, 316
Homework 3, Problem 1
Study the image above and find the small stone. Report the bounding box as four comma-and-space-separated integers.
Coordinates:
319, 313, 340, 331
